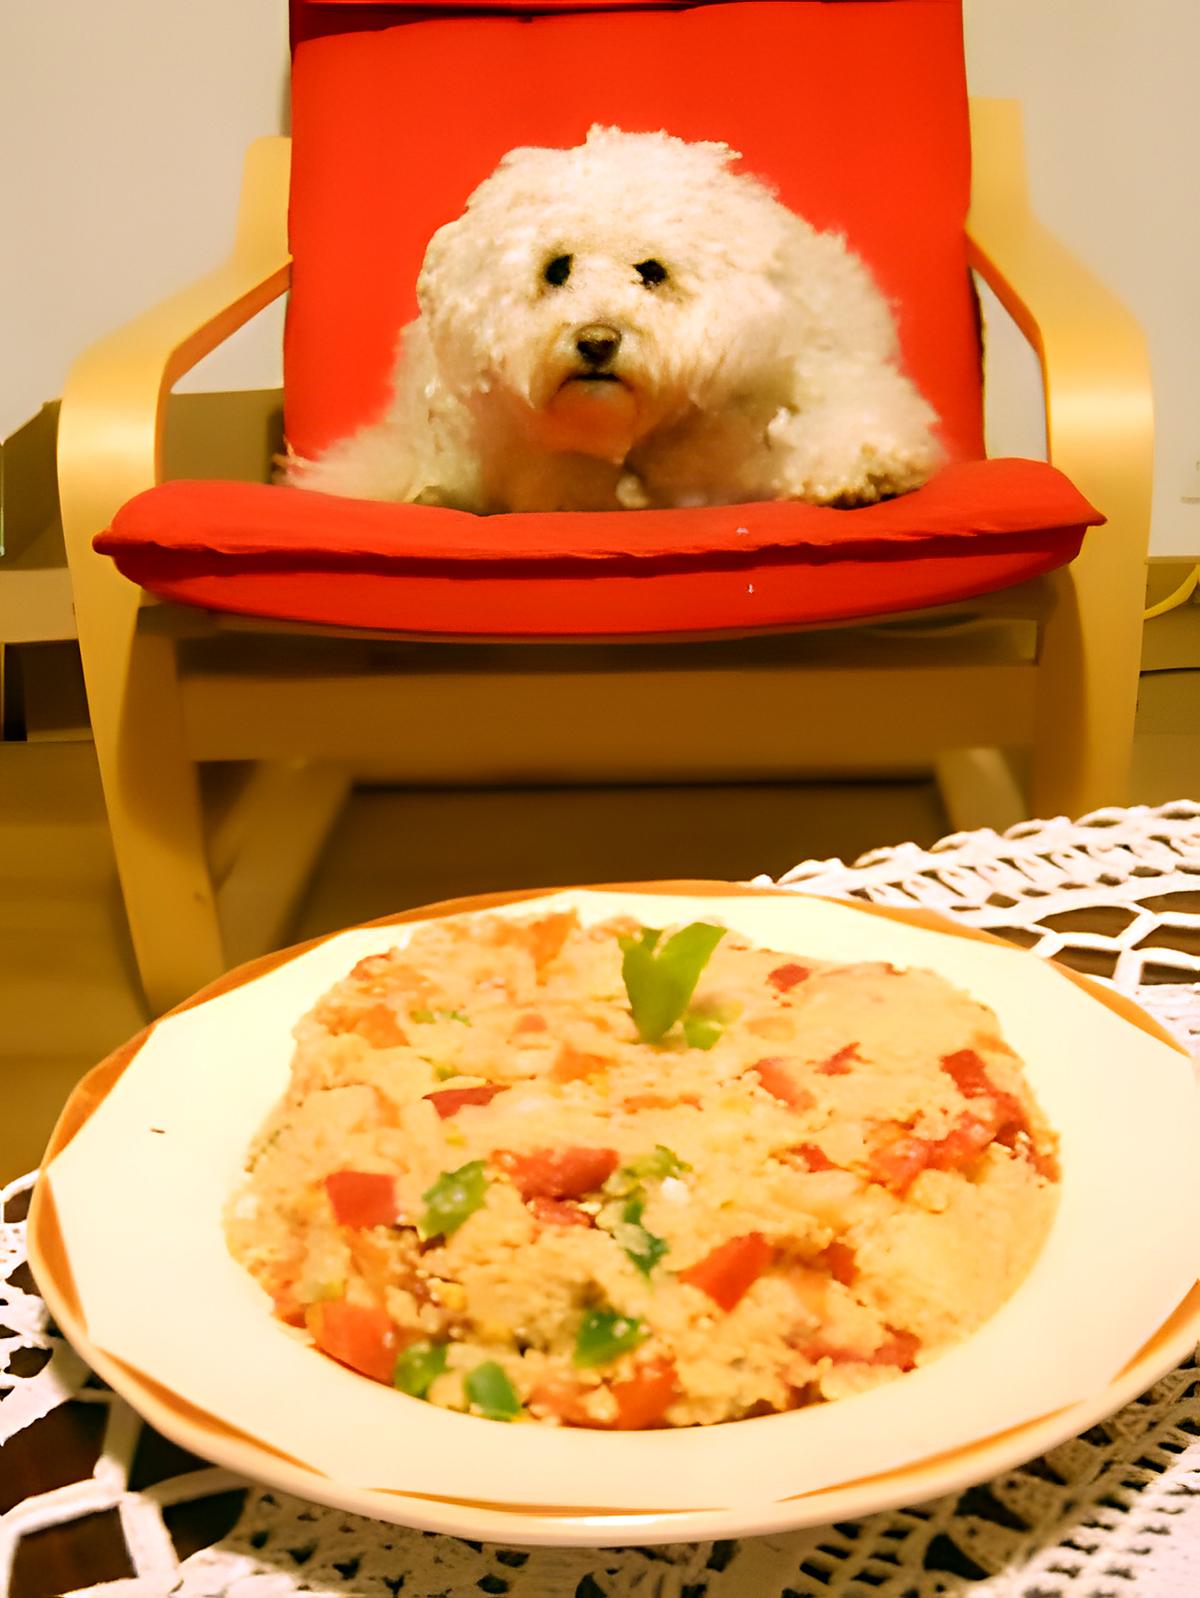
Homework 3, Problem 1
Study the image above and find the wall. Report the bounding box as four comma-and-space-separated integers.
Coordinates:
5, 1, 1197, 557
2, 0, 289, 440
964, 0, 1200, 558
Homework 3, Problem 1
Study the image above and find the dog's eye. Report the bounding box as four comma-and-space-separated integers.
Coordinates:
634, 259, 668, 287
543, 254, 572, 287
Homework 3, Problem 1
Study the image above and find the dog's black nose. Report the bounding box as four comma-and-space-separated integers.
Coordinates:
575, 325, 622, 368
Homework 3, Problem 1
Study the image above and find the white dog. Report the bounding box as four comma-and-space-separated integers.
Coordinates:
287, 127, 941, 513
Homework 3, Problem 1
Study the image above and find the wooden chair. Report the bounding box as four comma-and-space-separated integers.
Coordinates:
57, 1, 1152, 1014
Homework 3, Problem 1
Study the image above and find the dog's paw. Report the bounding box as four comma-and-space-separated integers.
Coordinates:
815, 442, 935, 508
771, 414, 940, 507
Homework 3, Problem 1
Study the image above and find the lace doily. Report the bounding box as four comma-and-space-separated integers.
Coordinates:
4, 802, 1199, 1598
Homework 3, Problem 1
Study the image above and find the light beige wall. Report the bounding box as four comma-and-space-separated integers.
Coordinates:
965, 0, 1200, 558
3, 0, 289, 440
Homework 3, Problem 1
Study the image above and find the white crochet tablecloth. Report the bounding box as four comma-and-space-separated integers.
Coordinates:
3, 801, 1199, 1598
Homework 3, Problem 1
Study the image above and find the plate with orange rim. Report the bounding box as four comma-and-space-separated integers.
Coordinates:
26, 882, 1200, 1547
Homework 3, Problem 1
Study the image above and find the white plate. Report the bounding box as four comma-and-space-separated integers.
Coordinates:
29, 882, 1200, 1546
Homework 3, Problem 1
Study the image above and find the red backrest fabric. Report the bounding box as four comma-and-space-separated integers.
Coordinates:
284, 0, 984, 466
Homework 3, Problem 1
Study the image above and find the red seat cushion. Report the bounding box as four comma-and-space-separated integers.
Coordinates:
95, 459, 1101, 637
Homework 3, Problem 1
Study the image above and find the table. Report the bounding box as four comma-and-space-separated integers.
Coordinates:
3, 802, 1199, 1598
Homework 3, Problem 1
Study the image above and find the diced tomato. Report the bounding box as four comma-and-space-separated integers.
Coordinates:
528, 1379, 596, 1427
622, 1092, 701, 1111
423, 1084, 505, 1119
529, 1360, 677, 1430
512, 1011, 549, 1035
867, 1127, 936, 1195
872, 1329, 921, 1370
528, 1195, 594, 1228
492, 1145, 619, 1200
870, 1107, 1010, 1194
785, 1143, 839, 1173
942, 1048, 1027, 1132
271, 1288, 307, 1328
817, 1240, 858, 1286
305, 1300, 401, 1384
944, 1050, 1052, 1178
750, 1059, 815, 1111
342, 1003, 409, 1048
768, 963, 811, 993
610, 1359, 678, 1430
345, 953, 429, 994
493, 912, 578, 971
801, 1326, 920, 1372
927, 1111, 1000, 1171
550, 1044, 611, 1084
528, 912, 578, 970
324, 1170, 398, 1228
940, 1048, 994, 1097
816, 1043, 859, 1075
678, 1233, 774, 1312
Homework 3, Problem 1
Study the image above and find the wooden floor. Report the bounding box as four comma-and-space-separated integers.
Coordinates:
2, 664, 1198, 1180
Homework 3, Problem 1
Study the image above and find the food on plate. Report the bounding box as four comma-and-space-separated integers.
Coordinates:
226, 907, 1059, 1428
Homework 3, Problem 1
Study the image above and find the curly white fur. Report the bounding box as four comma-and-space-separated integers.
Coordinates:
288, 127, 942, 513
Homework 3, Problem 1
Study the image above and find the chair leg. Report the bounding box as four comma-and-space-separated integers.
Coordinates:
934, 747, 1030, 834
96, 624, 227, 1015
1028, 558, 1143, 821
214, 758, 351, 968
93, 628, 349, 1011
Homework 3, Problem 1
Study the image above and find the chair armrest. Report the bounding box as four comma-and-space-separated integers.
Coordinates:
966, 100, 1153, 538
57, 136, 292, 575
968, 99, 1152, 817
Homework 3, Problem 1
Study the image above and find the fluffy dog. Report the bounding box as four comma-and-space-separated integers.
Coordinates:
287, 127, 941, 513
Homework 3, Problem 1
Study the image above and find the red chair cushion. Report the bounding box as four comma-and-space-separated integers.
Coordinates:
285, 0, 985, 466
95, 459, 1102, 637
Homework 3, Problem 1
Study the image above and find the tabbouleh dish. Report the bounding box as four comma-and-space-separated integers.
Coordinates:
225, 908, 1059, 1429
